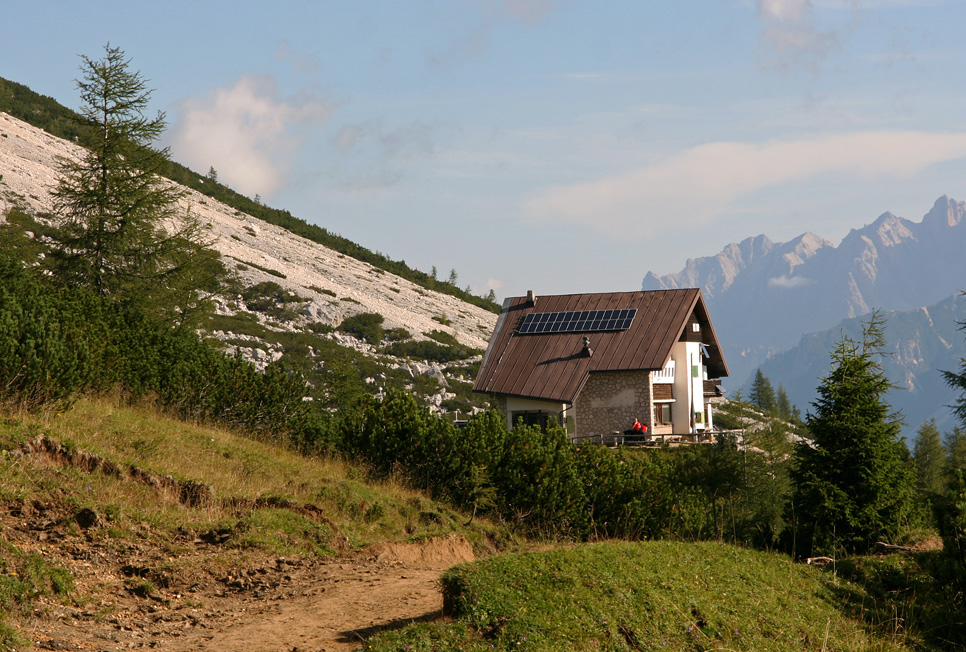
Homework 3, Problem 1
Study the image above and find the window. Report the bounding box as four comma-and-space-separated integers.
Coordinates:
512, 411, 558, 431
654, 403, 672, 425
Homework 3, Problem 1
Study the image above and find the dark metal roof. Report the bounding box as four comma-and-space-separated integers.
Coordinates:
473, 289, 729, 404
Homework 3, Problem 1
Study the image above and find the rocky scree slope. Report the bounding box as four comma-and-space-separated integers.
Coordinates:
0, 111, 497, 403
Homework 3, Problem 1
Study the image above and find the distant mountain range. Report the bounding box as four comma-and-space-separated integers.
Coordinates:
758, 294, 966, 437
643, 196, 966, 436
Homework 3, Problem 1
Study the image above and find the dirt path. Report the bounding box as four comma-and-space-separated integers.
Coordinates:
19, 536, 475, 652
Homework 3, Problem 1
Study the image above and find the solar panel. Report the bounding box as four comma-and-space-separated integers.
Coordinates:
517, 309, 636, 334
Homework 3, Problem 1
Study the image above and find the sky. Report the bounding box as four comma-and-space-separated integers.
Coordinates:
4, 1, 966, 301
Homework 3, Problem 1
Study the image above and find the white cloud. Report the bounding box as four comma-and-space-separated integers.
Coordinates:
170, 75, 334, 198
768, 275, 815, 288
482, 277, 505, 294
524, 131, 966, 236
756, 0, 840, 70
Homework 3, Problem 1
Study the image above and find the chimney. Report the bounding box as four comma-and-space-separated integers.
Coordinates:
526, 290, 536, 307
582, 336, 593, 358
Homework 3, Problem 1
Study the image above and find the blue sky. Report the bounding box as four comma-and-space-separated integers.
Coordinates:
4, 1, 966, 300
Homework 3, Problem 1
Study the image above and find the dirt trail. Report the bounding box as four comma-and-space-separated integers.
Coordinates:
18, 535, 475, 652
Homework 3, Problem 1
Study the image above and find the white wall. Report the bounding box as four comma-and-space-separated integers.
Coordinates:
670, 340, 706, 433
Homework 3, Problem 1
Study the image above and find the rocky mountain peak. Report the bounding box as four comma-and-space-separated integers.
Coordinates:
642, 233, 775, 299
642, 195, 966, 392
922, 194, 966, 230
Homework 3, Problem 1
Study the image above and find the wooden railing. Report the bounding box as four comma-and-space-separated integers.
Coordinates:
571, 429, 744, 447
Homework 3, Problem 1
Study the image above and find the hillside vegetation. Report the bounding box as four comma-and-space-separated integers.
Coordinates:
373, 541, 945, 651
0, 398, 510, 650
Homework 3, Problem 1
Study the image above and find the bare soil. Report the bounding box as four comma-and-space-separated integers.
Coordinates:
6, 504, 475, 652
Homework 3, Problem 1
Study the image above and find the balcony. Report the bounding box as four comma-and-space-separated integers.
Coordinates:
652, 361, 675, 384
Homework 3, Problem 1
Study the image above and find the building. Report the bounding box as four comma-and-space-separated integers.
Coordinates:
472, 289, 728, 441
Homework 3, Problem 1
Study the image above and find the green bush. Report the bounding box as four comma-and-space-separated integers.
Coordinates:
425, 329, 460, 346
384, 327, 412, 342
0, 258, 101, 409
241, 281, 305, 320
338, 312, 384, 345
0, 259, 313, 439
384, 339, 483, 363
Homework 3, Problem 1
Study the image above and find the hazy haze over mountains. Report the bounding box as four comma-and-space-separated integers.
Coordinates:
643, 196, 966, 426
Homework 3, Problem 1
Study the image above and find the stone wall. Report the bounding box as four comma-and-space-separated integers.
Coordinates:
574, 370, 652, 436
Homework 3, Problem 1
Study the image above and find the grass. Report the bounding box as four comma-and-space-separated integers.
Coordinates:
2, 398, 505, 552
0, 397, 515, 645
836, 552, 966, 650
367, 541, 941, 652
3, 400, 962, 651
0, 540, 74, 650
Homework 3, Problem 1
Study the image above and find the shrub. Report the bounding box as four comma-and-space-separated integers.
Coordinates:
384, 339, 483, 363
0, 258, 312, 439
384, 327, 412, 342
337, 312, 385, 345
0, 258, 102, 409
425, 329, 460, 346
240, 281, 305, 321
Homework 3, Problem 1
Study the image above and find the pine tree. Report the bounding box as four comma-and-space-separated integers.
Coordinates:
791, 313, 916, 556
50, 44, 223, 324
943, 307, 966, 431
946, 427, 966, 473
776, 384, 792, 421
939, 308, 966, 574
913, 419, 946, 495
749, 369, 776, 414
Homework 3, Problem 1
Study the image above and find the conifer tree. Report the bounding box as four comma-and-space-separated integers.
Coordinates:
776, 384, 792, 421
791, 313, 916, 555
946, 427, 966, 473
943, 309, 966, 434
749, 369, 776, 414
50, 44, 222, 324
913, 419, 946, 495
938, 308, 966, 573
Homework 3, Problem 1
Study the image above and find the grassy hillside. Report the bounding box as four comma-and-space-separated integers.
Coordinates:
0, 398, 513, 649
0, 75, 499, 314
369, 541, 963, 651
5, 400, 962, 651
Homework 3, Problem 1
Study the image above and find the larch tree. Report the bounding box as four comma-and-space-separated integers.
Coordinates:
791, 313, 916, 556
50, 43, 222, 325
